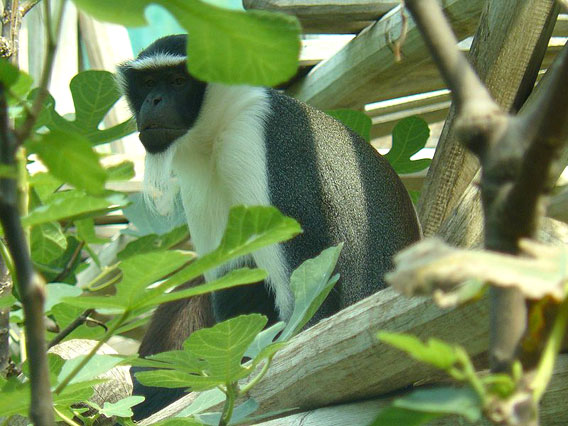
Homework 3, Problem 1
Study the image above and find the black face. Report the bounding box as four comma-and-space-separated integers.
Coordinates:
119, 36, 206, 154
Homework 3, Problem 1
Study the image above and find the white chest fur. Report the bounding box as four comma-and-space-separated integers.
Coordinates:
158, 84, 294, 320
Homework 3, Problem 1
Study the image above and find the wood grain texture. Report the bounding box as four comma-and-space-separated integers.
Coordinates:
243, 0, 398, 33
140, 287, 490, 423
256, 354, 568, 425
417, 0, 559, 238
286, 0, 485, 109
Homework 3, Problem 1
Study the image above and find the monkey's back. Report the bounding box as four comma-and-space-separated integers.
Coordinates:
264, 90, 420, 323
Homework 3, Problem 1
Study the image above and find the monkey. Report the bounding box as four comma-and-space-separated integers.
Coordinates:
117, 34, 421, 419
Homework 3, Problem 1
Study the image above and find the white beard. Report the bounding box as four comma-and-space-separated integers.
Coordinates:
143, 145, 180, 217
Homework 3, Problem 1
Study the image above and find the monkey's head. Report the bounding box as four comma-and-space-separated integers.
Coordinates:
117, 34, 206, 154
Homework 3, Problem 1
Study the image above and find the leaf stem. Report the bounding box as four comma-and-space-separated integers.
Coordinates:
54, 310, 128, 394
219, 382, 238, 426
0, 239, 15, 287
532, 295, 568, 402
240, 355, 274, 395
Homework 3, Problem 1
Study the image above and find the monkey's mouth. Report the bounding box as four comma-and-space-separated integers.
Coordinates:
139, 127, 187, 154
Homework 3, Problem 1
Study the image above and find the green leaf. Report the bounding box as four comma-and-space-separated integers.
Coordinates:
36, 236, 83, 283
0, 293, 17, 308
99, 396, 146, 418
280, 244, 343, 340
117, 250, 193, 306
0, 59, 33, 102
106, 160, 136, 181
393, 387, 482, 422
171, 1, 301, 86
72, 0, 148, 26
187, 314, 267, 383
149, 268, 267, 307
176, 388, 226, 418
26, 131, 107, 194
370, 407, 442, 426
385, 116, 431, 174
73, 0, 301, 86
117, 224, 189, 260
137, 315, 269, 391
245, 321, 285, 359
29, 172, 63, 201
23, 191, 129, 227
65, 250, 194, 311
31, 221, 68, 264
75, 217, 110, 244
57, 354, 123, 385
135, 369, 222, 392
45, 283, 82, 313
54, 379, 100, 407
377, 332, 458, 371
136, 350, 206, 373
0, 377, 30, 417
152, 205, 301, 293
29, 71, 136, 145
326, 109, 372, 142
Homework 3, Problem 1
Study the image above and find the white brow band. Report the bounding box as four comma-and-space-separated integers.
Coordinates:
128, 53, 187, 70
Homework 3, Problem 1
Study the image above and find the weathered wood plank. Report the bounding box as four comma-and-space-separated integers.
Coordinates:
256, 354, 568, 425
418, 0, 559, 238
243, 0, 398, 34
286, 0, 485, 109
141, 288, 490, 423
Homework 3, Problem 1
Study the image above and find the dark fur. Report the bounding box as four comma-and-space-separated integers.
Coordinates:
121, 35, 421, 420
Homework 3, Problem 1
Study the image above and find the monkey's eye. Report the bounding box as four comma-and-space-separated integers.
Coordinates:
173, 77, 187, 86
144, 78, 157, 88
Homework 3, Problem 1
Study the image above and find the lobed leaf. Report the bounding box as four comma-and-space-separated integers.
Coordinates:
72, 0, 300, 86
385, 116, 431, 174
27, 131, 107, 195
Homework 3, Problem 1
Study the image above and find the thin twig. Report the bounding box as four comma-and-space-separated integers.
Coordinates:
48, 309, 94, 349
15, 0, 66, 144
53, 240, 85, 282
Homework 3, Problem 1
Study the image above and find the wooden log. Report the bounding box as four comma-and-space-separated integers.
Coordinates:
256, 354, 568, 425
243, 0, 399, 34
140, 287, 491, 423
286, 0, 485, 109
366, 39, 562, 140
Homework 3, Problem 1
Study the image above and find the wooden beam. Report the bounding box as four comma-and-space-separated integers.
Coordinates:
286, 0, 485, 109
256, 354, 568, 425
243, 0, 399, 34
366, 39, 562, 140
140, 288, 491, 423
553, 14, 568, 37
418, 0, 559, 239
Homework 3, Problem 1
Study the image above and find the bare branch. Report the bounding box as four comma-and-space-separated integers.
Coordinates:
15, 0, 66, 144
48, 309, 94, 349
404, 0, 496, 111
0, 84, 54, 423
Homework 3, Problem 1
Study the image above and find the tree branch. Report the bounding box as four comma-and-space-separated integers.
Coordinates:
405, 0, 566, 373
0, 85, 54, 424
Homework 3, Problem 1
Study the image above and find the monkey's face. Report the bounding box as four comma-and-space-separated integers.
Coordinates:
120, 64, 206, 154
